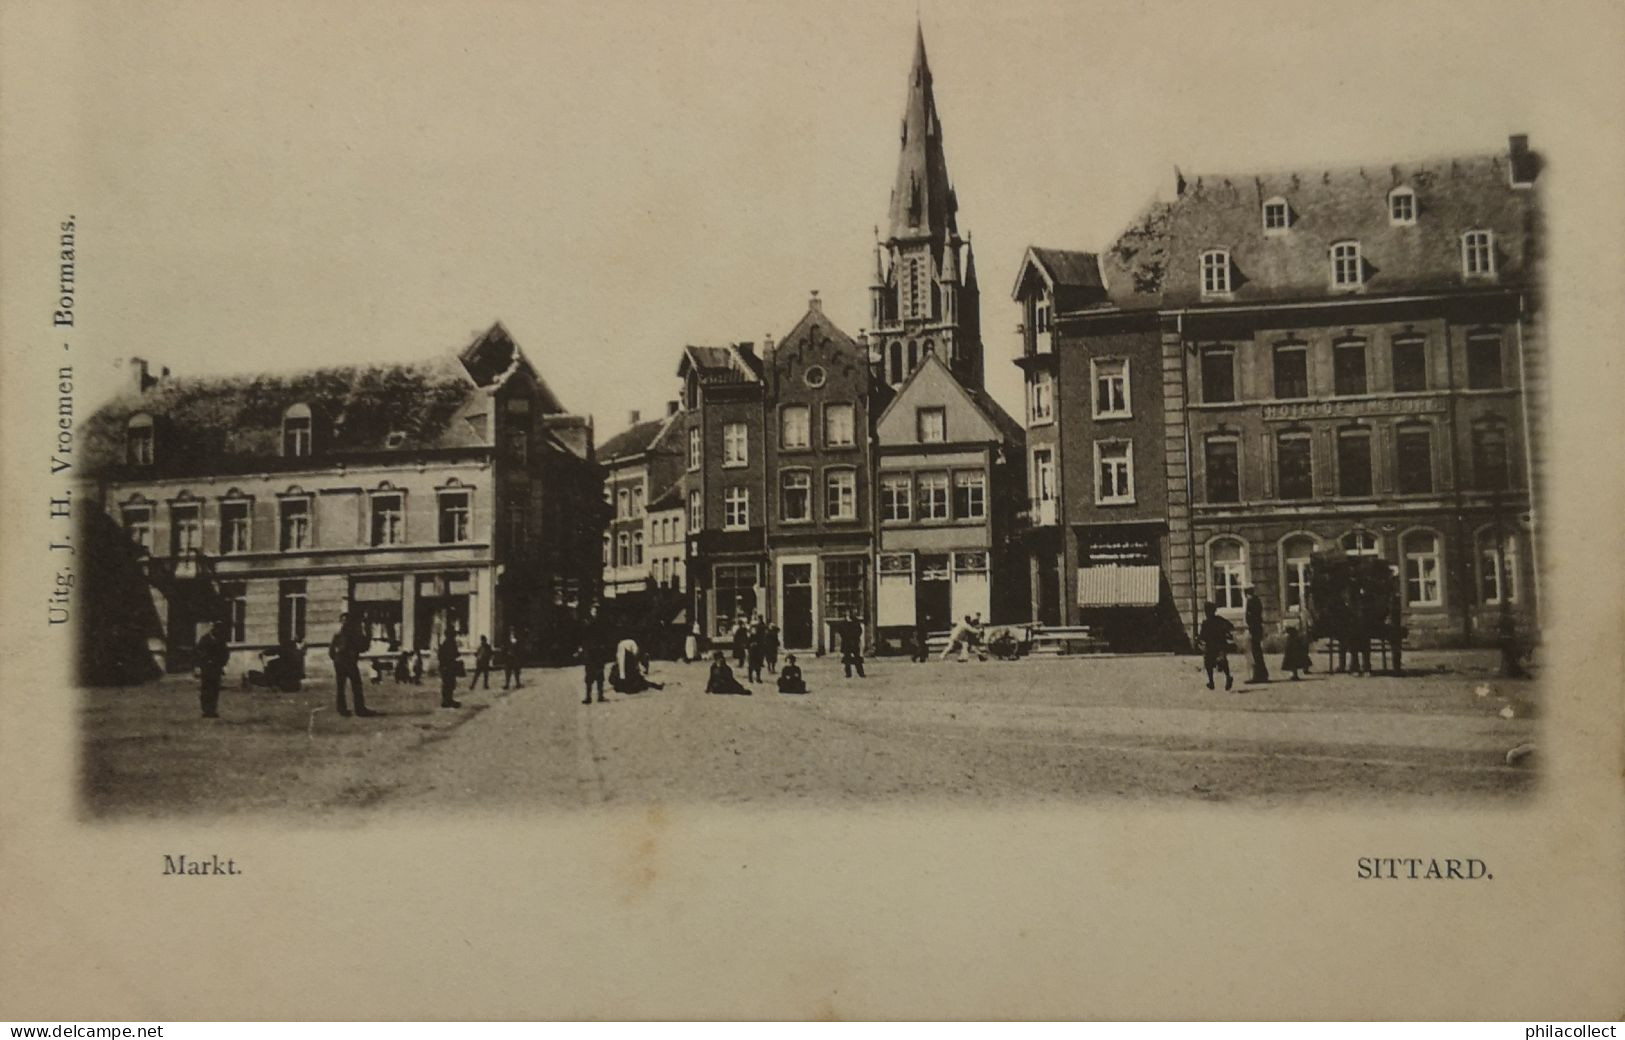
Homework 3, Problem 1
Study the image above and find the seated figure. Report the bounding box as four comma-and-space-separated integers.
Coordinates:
776, 654, 807, 694
705, 651, 750, 695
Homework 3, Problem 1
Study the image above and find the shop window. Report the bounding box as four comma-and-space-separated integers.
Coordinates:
823, 557, 867, 623
713, 564, 758, 637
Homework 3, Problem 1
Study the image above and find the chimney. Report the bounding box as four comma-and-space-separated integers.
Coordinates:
128, 357, 151, 395
808, 290, 822, 312
666, 399, 679, 417
628, 409, 641, 427
1509, 133, 1536, 187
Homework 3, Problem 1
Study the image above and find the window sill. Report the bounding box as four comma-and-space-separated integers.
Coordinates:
1094, 497, 1138, 507
1028, 416, 1055, 427
721, 462, 749, 470
1092, 412, 1133, 422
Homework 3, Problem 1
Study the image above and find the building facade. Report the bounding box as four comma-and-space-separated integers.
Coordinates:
598, 403, 683, 600
1012, 138, 1544, 648
77, 323, 603, 680
764, 296, 876, 653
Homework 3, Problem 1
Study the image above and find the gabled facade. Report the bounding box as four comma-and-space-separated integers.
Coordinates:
1013, 137, 1544, 649
869, 25, 984, 393
764, 295, 876, 653
872, 351, 1026, 649
77, 323, 604, 680
598, 403, 684, 599
677, 342, 769, 642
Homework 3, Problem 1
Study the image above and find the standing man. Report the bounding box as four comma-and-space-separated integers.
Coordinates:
329, 612, 376, 717
579, 608, 609, 704
437, 628, 463, 709
501, 627, 524, 690
839, 611, 866, 679
1244, 587, 1270, 683
195, 620, 230, 719
469, 635, 494, 691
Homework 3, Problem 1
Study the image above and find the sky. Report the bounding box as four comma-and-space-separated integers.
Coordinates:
40, 0, 1606, 436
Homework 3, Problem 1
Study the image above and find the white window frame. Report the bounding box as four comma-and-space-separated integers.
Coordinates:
722, 422, 748, 468
687, 489, 702, 533
1262, 197, 1290, 234
1403, 529, 1444, 608
1462, 229, 1496, 278
880, 475, 912, 523
170, 501, 202, 555
282, 404, 313, 458
278, 496, 312, 552
126, 416, 155, 466
616, 532, 630, 568
780, 405, 810, 451
1280, 534, 1317, 614
1200, 249, 1231, 295
369, 489, 406, 547
1094, 440, 1135, 505
824, 467, 857, 521
953, 470, 987, 521
1331, 240, 1364, 289
438, 489, 472, 544
780, 469, 812, 523
917, 472, 950, 521
1091, 357, 1131, 419
220, 498, 252, 554
1341, 529, 1382, 558
1388, 187, 1417, 226
723, 486, 749, 531
1029, 370, 1055, 425
917, 407, 947, 444
823, 403, 856, 448
1208, 538, 1249, 613
1477, 526, 1519, 605
687, 426, 701, 471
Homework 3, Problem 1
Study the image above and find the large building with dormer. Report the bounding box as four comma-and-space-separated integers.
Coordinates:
76, 323, 604, 681
1011, 137, 1545, 648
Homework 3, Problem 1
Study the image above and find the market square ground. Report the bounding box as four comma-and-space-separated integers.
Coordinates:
79, 650, 1536, 818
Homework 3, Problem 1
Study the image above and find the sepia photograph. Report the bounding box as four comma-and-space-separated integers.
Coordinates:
1, 0, 1620, 1021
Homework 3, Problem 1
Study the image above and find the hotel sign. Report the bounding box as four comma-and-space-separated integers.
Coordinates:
1261, 397, 1446, 421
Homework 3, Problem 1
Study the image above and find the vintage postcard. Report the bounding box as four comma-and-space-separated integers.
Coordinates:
1, 0, 1621, 1020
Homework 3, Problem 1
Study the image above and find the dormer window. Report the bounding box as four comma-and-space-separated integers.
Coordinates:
283, 403, 313, 458
1331, 241, 1364, 289
1262, 198, 1290, 234
1388, 187, 1417, 226
126, 414, 155, 466
1462, 229, 1496, 278
1033, 296, 1051, 334
1200, 249, 1232, 295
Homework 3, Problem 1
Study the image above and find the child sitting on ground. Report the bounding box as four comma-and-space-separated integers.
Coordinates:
777, 654, 807, 695
705, 651, 750, 695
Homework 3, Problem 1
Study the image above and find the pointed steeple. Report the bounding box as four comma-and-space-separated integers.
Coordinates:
885, 22, 957, 244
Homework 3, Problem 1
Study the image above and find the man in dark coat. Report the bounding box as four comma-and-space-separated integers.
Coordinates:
437, 630, 463, 709
731, 620, 750, 669
579, 609, 610, 704
765, 624, 780, 674
747, 620, 767, 683
195, 620, 230, 718
839, 612, 866, 679
776, 654, 807, 694
911, 620, 929, 663
1197, 601, 1235, 691
469, 635, 494, 690
329, 613, 376, 717
501, 627, 524, 689
1244, 587, 1270, 683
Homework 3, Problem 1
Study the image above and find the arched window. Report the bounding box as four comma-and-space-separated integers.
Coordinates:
1341, 529, 1381, 557
1476, 527, 1519, 605
1281, 534, 1318, 613
283, 403, 313, 458
126, 413, 155, 466
1402, 530, 1444, 607
907, 340, 919, 373
888, 341, 903, 385
1208, 537, 1248, 611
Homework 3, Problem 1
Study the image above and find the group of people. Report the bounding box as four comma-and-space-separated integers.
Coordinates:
576, 607, 668, 703
726, 616, 782, 682
704, 650, 806, 695
1197, 587, 1383, 692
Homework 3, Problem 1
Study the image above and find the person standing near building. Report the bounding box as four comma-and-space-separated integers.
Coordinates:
765, 623, 780, 674
1197, 601, 1235, 692
580, 609, 609, 704
469, 635, 494, 691
839, 612, 866, 679
329, 612, 376, 717
746, 619, 767, 683
732, 619, 750, 669
911, 619, 930, 663
195, 620, 230, 719
501, 627, 523, 690
683, 623, 700, 664
437, 629, 463, 709
1244, 587, 1270, 683
1280, 625, 1312, 681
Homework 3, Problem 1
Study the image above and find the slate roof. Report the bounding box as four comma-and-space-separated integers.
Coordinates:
80, 322, 553, 478
597, 416, 669, 462
678, 344, 763, 382
1097, 145, 1540, 311
647, 479, 685, 513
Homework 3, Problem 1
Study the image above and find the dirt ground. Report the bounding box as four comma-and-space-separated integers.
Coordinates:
79, 649, 1537, 818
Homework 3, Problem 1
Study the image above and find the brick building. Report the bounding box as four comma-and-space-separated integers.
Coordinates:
598, 403, 683, 600
1012, 137, 1544, 648
76, 323, 603, 681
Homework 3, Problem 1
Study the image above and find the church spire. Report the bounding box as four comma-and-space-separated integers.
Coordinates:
885, 22, 957, 244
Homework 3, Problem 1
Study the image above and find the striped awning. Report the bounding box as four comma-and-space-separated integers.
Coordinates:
1077, 565, 1162, 607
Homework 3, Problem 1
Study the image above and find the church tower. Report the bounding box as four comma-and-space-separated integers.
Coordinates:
870, 23, 983, 391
